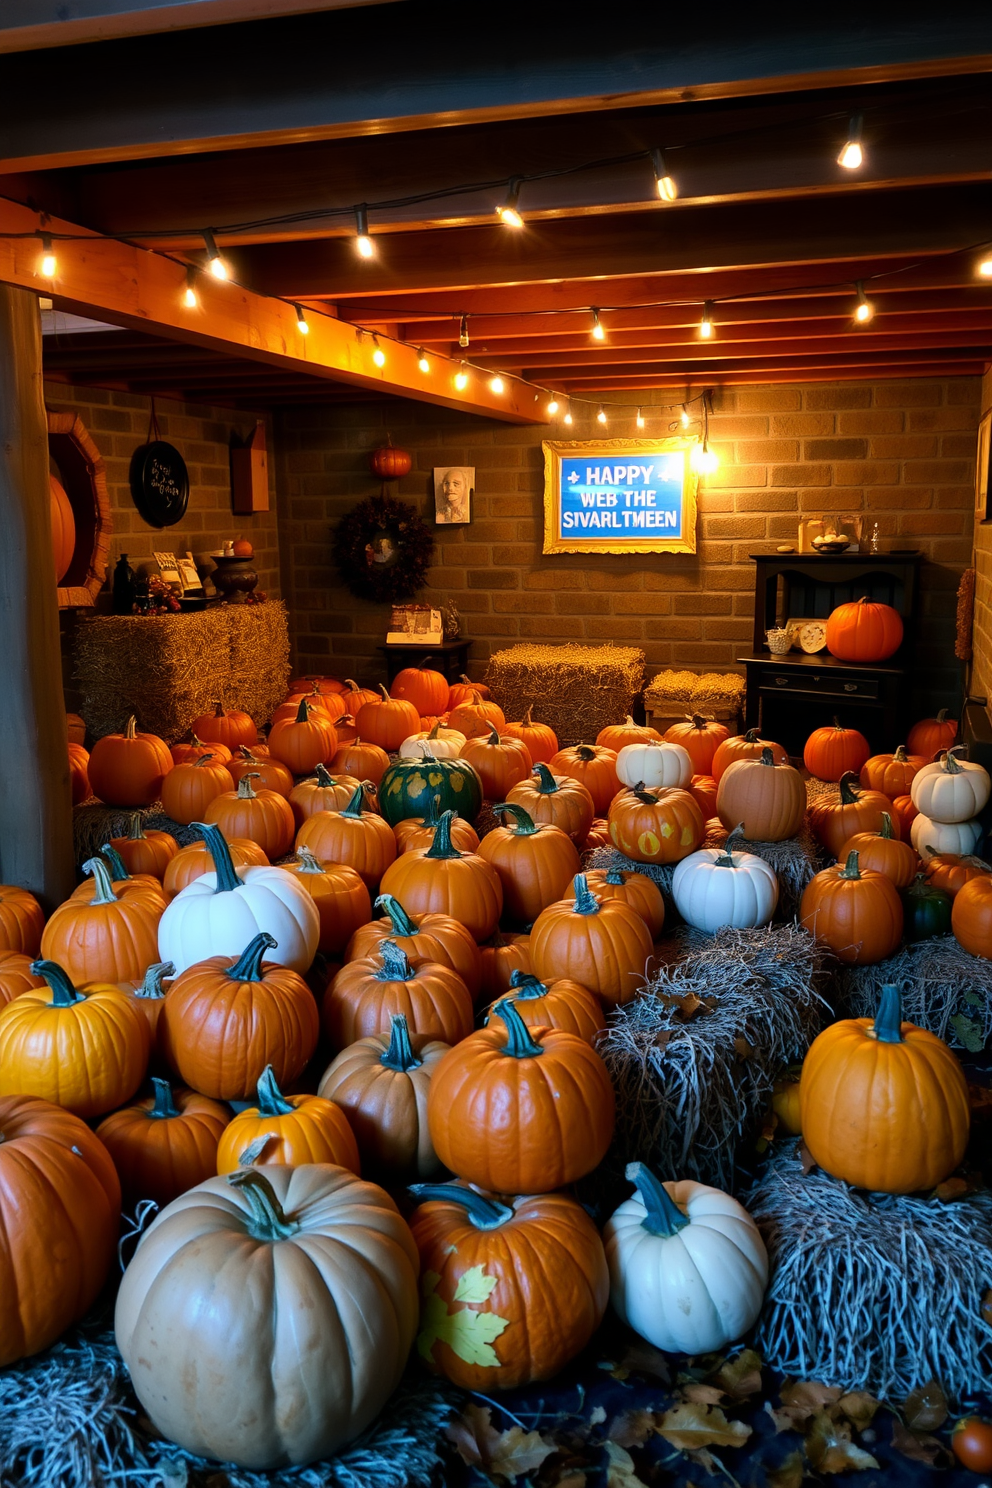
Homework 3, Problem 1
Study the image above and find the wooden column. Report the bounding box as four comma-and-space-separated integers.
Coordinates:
0, 285, 74, 909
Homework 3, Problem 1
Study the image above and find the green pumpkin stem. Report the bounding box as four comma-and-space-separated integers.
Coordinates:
375, 938, 414, 982
714, 823, 746, 867
872, 983, 905, 1044
531, 762, 560, 795
575, 744, 596, 761
507, 970, 548, 1002
192, 822, 244, 893
407, 1183, 512, 1230
571, 873, 601, 916
127, 813, 148, 841
82, 856, 120, 905
491, 999, 544, 1058
944, 749, 965, 776
759, 748, 778, 768
420, 793, 447, 829
837, 850, 862, 881
380, 1013, 422, 1072
227, 931, 278, 983
838, 771, 862, 804
340, 783, 368, 819
294, 697, 311, 725
100, 844, 131, 881
148, 1079, 182, 1120
255, 1064, 295, 1116
492, 803, 538, 836
626, 1161, 690, 1237
313, 763, 335, 787
228, 1168, 300, 1241
741, 728, 760, 743
28, 960, 83, 1007
604, 867, 625, 885
374, 894, 419, 936
878, 812, 895, 840
425, 809, 463, 861
136, 961, 173, 998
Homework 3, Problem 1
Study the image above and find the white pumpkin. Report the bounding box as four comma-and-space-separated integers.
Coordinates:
910, 748, 991, 824
158, 822, 319, 974
398, 724, 467, 760
671, 828, 779, 932
616, 741, 693, 791
604, 1163, 768, 1356
911, 812, 983, 859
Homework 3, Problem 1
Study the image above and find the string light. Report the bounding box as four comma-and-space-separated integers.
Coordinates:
597, 405, 608, 425
978, 252, 992, 278
496, 178, 524, 229
698, 302, 715, 339
203, 229, 227, 279
563, 410, 573, 426
454, 362, 469, 390
636, 408, 645, 429
294, 304, 309, 334
458, 314, 470, 348
692, 440, 719, 473
681, 405, 691, 428
355, 205, 374, 259
182, 266, 198, 308
417, 348, 431, 373
651, 148, 678, 202
38, 234, 56, 278
854, 280, 874, 324
591, 309, 606, 342
547, 395, 560, 415
490, 375, 505, 394
838, 115, 864, 170
371, 334, 386, 367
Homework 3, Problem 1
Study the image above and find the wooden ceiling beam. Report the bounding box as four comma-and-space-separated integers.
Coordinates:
551, 361, 990, 392
555, 347, 991, 383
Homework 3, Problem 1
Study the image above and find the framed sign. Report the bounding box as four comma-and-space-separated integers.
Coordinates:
542, 437, 698, 555
976, 411, 991, 523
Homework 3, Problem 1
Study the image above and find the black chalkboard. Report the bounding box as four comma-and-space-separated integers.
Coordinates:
128, 440, 190, 528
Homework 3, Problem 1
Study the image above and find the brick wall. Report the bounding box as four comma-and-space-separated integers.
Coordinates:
972, 369, 992, 712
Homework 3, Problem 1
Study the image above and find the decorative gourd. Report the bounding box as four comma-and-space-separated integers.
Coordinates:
88, 716, 173, 808
285, 851, 371, 955
0, 885, 44, 956
0, 950, 44, 1009
41, 856, 163, 983
502, 707, 558, 766
477, 804, 581, 927
163, 931, 319, 1099
711, 728, 789, 783
378, 810, 503, 943
596, 715, 662, 752
479, 931, 532, 1002
288, 764, 362, 827
428, 999, 615, 1192
203, 771, 295, 858
379, 749, 483, 825
825, 595, 904, 662
582, 867, 665, 939
170, 734, 232, 768
295, 782, 397, 891
716, 748, 806, 842
800, 982, 969, 1192
0, 959, 150, 1117
345, 893, 482, 1000
115, 1166, 419, 1470
807, 771, 897, 859
391, 662, 449, 717
487, 970, 605, 1045
604, 1163, 768, 1355
227, 747, 294, 799
216, 1065, 359, 1174
355, 685, 421, 753
803, 718, 870, 782
109, 814, 178, 880
616, 739, 693, 791
911, 812, 983, 859
68, 741, 91, 805
96, 1079, 230, 1207
0, 1094, 120, 1367
548, 743, 620, 815
671, 826, 779, 932
663, 714, 730, 775
324, 940, 473, 1048
329, 736, 391, 786
446, 690, 506, 741
460, 724, 532, 800
923, 847, 992, 898
160, 755, 235, 826
317, 1013, 449, 1180
911, 747, 992, 824
267, 697, 337, 775
891, 793, 918, 837
529, 873, 652, 1006
162, 834, 268, 898
158, 822, 319, 974
799, 850, 903, 964
506, 763, 594, 845
393, 792, 480, 855
951, 875, 992, 959
859, 744, 926, 799
608, 785, 704, 865
689, 773, 718, 819
907, 708, 958, 759
901, 873, 952, 942
838, 812, 918, 889
370, 438, 413, 479
399, 720, 467, 759
189, 700, 257, 751
447, 674, 491, 709
409, 1183, 608, 1390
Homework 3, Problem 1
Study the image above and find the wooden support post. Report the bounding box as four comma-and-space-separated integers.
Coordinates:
0, 285, 75, 909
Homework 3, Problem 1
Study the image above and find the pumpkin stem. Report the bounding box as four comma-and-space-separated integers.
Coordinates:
626, 1161, 690, 1237
82, 855, 120, 905
424, 809, 463, 861
492, 803, 538, 836
375, 938, 414, 982
839, 771, 861, 804
407, 1183, 513, 1230
124, 716, 138, 739
575, 745, 596, 761
294, 697, 311, 725
148, 1079, 181, 1120
192, 755, 217, 769
256, 1064, 295, 1116
29, 960, 83, 1007
127, 812, 147, 841
604, 867, 625, 885
136, 961, 173, 998
192, 822, 245, 893
837, 849, 862, 881
961, 854, 992, 871
226, 931, 278, 983
758, 748, 778, 768
313, 763, 335, 787
872, 983, 905, 1044
571, 873, 601, 917
523, 705, 534, 727
507, 970, 548, 1002
458, 674, 474, 687
212, 700, 226, 717
630, 783, 658, 806
742, 728, 761, 743
483, 722, 501, 746
714, 823, 746, 866
531, 763, 560, 795
100, 844, 131, 881
228, 1169, 301, 1241
378, 684, 391, 703
236, 773, 260, 799
944, 748, 965, 776
339, 783, 369, 819
294, 848, 325, 875
380, 1013, 422, 1072
427, 721, 442, 740
345, 680, 361, 692
491, 999, 545, 1058
690, 713, 708, 730
375, 894, 420, 936
832, 716, 843, 730
878, 812, 896, 840
937, 708, 949, 723
893, 745, 909, 762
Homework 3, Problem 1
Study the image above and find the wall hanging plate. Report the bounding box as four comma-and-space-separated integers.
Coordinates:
129, 440, 190, 528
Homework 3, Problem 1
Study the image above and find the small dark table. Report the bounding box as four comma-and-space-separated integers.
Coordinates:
378, 637, 473, 685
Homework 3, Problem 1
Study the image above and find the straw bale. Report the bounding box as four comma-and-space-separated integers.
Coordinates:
836, 935, 992, 1051
644, 669, 745, 713
483, 642, 643, 749
222, 600, 291, 728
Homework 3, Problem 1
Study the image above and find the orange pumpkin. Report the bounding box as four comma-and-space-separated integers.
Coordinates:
446, 674, 491, 709
227, 747, 294, 799
66, 711, 87, 746
285, 850, 372, 955
271, 683, 345, 728
825, 595, 904, 663
923, 846, 992, 898
951, 875, 992, 959
324, 940, 474, 1048
68, 741, 91, 805
477, 804, 581, 927
487, 971, 605, 1045
0, 951, 45, 1009
663, 713, 730, 775
608, 785, 704, 864
506, 763, 594, 845
355, 685, 421, 753
582, 866, 665, 939
216, 1065, 359, 1175
73, 845, 164, 904
584, 818, 611, 850
799, 850, 903, 964
479, 930, 532, 1003
890, 792, 918, 836
377, 810, 503, 942
711, 728, 789, 783
50, 474, 75, 583
907, 708, 958, 759
689, 773, 718, 819
859, 744, 926, 799
41, 856, 163, 984
329, 737, 391, 787
808, 772, 897, 859
461, 723, 533, 799
163, 834, 269, 897
446, 690, 507, 741
332, 712, 359, 747
502, 707, 558, 766
596, 715, 662, 753
803, 718, 871, 782
346, 893, 482, 1000
287, 674, 346, 698
393, 794, 480, 855
88, 716, 173, 808
289, 765, 362, 827
391, 663, 450, 718
339, 678, 379, 716
295, 782, 397, 891
189, 700, 258, 751
160, 755, 235, 826
96, 1079, 230, 1207
203, 772, 295, 858
170, 734, 232, 768
838, 812, 918, 889
716, 748, 806, 842
529, 873, 653, 1006
0, 886, 44, 957
267, 697, 337, 775
548, 743, 620, 815
117, 959, 174, 1062
109, 814, 178, 880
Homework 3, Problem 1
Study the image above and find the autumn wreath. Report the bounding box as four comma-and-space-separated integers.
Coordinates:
333, 493, 435, 603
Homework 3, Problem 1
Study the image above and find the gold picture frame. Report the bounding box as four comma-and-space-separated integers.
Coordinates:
542, 437, 698, 555
976, 410, 991, 523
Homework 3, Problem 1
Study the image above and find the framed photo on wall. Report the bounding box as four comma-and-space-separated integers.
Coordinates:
542, 438, 698, 555
976, 411, 991, 523
433, 466, 474, 525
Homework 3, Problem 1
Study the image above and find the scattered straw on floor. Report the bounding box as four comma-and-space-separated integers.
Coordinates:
836, 936, 992, 1051
483, 643, 644, 750
748, 1139, 992, 1403
599, 924, 830, 1194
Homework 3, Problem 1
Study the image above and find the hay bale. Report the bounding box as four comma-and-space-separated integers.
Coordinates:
222, 600, 292, 729
836, 936, 992, 1051
643, 669, 744, 713
599, 924, 831, 1194
483, 643, 643, 749
748, 1139, 992, 1402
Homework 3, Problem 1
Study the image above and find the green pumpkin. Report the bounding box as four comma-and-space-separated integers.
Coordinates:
901, 874, 953, 943
378, 751, 483, 826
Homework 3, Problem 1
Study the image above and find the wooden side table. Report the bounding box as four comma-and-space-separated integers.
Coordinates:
378, 637, 473, 685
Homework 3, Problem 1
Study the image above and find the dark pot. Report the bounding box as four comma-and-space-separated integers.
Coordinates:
212, 554, 258, 604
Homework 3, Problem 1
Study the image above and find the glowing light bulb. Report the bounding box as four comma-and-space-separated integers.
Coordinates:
183, 267, 198, 308
692, 441, 719, 473
39, 235, 56, 278
496, 178, 524, 229
698, 301, 714, 339
597, 405, 607, 425
355, 205, 374, 259
203, 229, 227, 280
854, 281, 874, 324
294, 304, 309, 334
458, 314, 470, 349
547, 396, 560, 415
591, 309, 606, 342
651, 148, 678, 202
681, 406, 691, 428
979, 254, 992, 278
455, 363, 469, 390
417, 349, 431, 373
563, 410, 573, 426
838, 115, 864, 170
371, 336, 386, 367
490, 375, 505, 394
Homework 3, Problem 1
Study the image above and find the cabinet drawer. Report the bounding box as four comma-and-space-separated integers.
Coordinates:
761, 671, 879, 700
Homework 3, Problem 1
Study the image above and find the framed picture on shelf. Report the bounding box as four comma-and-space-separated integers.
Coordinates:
433, 466, 474, 525
976, 411, 991, 522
